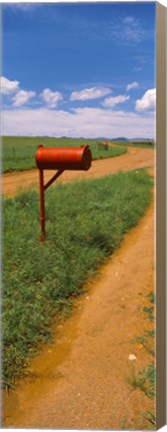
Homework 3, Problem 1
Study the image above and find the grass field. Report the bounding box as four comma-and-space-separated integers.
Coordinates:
2, 136, 127, 172
3, 168, 153, 389
113, 140, 155, 149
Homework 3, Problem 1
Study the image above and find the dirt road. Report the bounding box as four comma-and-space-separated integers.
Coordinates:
2, 146, 154, 196
3, 147, 155, 429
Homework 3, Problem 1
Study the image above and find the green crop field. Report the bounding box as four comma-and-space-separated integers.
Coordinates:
2, 136, 127, 172
3, 168, 153, 389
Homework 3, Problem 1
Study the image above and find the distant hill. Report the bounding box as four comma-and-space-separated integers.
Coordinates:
111, 137, 128, 142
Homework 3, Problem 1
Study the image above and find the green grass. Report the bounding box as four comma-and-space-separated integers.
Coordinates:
128, 362, 155, 399
129, 291, 155, 427
2, 168, 153, 388
133, 292, 155, 355
144, 411, 156, 428
112, 140, 155, 149
2, 136, 127, 172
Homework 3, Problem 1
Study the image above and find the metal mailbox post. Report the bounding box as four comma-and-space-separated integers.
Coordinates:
35, 144, 92, 241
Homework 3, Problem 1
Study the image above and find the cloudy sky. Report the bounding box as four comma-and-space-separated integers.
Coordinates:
1, 2, 156, 139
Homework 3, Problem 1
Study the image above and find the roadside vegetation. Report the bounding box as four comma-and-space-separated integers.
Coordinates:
3, 168, 153, 389
128, 292, 155, 429
113, 140, 155, 149
2, 136, 127, 172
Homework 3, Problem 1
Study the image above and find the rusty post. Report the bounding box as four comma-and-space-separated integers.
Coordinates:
39, 168, 45, 242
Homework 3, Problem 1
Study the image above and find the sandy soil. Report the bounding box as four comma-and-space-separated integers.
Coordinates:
2, 147, 155, 429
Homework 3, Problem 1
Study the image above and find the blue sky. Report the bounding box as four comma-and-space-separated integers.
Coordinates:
1, 2, 156, 138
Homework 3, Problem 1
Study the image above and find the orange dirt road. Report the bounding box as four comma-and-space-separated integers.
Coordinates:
3, 147, 155, 429
2, 146, 154, 197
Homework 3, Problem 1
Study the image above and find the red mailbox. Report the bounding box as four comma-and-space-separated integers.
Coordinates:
35, 144, 92, 241
36, 144, 91, 171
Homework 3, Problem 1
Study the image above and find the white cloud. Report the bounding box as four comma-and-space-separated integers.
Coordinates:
2, 106, 155, 140
123, 16, 136, 25
0, 76, 19, 95
70, 87, 111, 101
12, 90, 36, 107
102, 94, 130, 108
40, 88, 63, 108
3, 3, 41, 12
127, 82, 139, 91
1, 76, 37, 107
111, 15, 145, 45
135, 89, 156, 112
